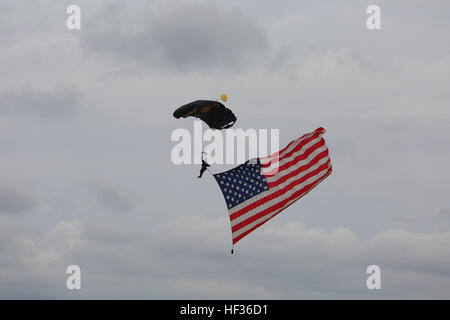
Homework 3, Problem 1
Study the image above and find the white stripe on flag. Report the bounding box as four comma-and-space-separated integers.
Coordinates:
231, 163, 331, 239
223, 127, 332, 245
230, 160, 330, 229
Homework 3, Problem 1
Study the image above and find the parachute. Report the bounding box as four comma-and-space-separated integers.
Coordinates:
173, 100, 236, 130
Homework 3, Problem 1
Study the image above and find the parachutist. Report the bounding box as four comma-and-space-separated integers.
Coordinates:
197, 159, 210, 178
197, 152, 210, 178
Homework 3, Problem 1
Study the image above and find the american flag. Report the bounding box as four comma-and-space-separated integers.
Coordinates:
213, 127, 332, 246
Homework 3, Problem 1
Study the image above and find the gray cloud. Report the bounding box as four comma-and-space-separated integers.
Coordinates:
0, 182, 34, 214
0, 86, 82, 118
83, 2, 268, 71
1, 216, 450, 299
88, 183, 134, 214
0, 0, 449, 299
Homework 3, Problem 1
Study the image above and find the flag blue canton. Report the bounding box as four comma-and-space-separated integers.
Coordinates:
213, 159, 269, 209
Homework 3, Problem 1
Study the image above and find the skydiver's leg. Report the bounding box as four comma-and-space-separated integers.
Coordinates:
197, 166, 206, 178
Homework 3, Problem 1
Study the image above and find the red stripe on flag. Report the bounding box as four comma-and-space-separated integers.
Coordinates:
262, 139, 326, 176
260, 132, 322, 168
266, 148, 329, 188
231, 162, 331, 233
229, 150, 330, 222
224, 127, 331, 245
232, 166, 332, 244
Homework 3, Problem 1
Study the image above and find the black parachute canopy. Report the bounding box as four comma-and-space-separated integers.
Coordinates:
173, 100, 236, 130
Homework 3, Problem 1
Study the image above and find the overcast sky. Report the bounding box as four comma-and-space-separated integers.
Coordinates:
1, 0, 450, 299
